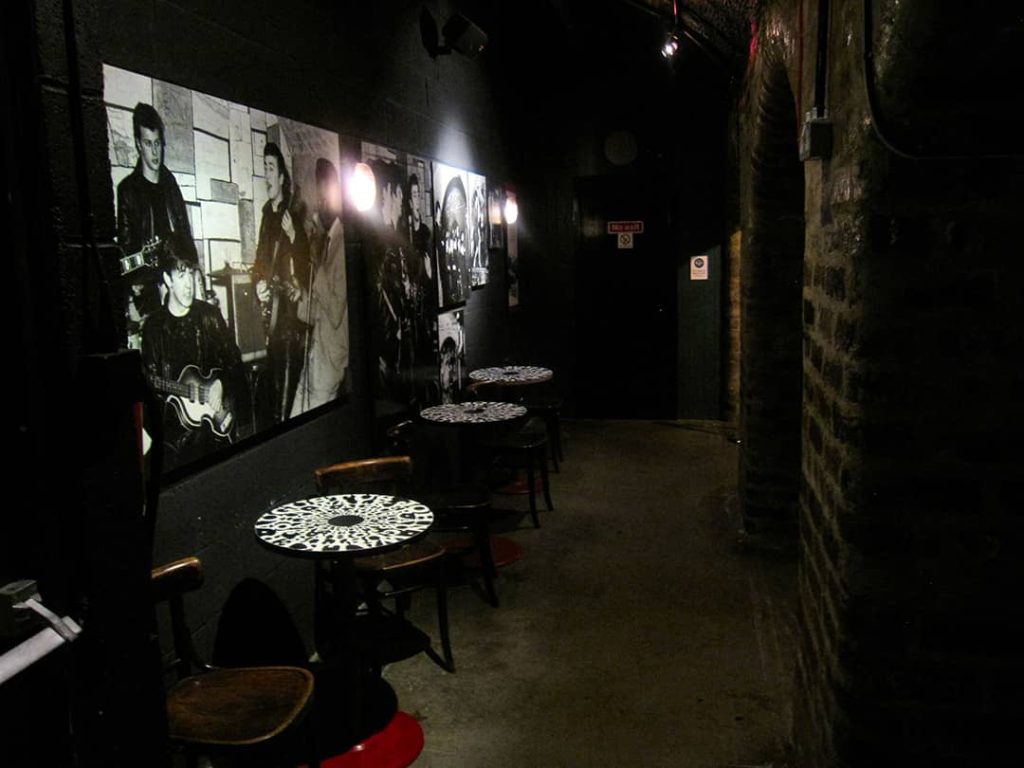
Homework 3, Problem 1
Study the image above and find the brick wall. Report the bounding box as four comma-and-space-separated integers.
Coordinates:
738, 26, 804, 529
741, 1, 1024, 765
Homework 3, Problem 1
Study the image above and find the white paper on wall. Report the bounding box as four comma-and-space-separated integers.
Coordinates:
194, 132, 231, 200
192, 92, 230, 139
102, 65, 152, 110
199, 200, 241, 241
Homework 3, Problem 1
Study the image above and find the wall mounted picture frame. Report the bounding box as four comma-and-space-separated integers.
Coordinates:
437, 309, 465, 404
104, 64, 349, 476
488, 183, 505, 250
360, 142, 439, 412
432, 161, 471, 308
468, 171, 488, 288
507, 214, 519, 308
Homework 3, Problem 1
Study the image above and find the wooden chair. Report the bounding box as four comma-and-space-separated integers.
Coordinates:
151, 556, 317, 767
477, 420, 553, 528
465, 379, 563, 474
523, 394, 564, 472
386, 419, 503, 606
313, 457, 455, 672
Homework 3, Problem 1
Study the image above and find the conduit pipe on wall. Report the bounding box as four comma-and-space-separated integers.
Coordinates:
813, 0, 829, 117
862, 0, 1022, 160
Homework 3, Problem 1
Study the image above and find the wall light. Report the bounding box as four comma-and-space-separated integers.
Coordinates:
503, 192, 518, 225
350, 162, 376, 213
661, 33, 680, 59
488, 192, 504, 225
662, 0, 680, 59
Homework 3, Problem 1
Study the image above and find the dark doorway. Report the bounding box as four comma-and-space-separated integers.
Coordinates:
573, 174, 676, 418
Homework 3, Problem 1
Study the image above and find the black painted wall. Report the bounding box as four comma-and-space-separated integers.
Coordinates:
99, 0, 517, 640
8, 1, 735, 760
12, 0, 515, 660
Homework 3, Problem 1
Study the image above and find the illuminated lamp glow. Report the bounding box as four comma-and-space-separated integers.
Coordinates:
350, 162, 376, 212
662, 34, 679, 59
488, 195, 503, 225
503, 193, 518, 225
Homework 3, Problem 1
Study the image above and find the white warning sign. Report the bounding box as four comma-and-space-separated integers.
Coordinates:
690, 255, 709, 280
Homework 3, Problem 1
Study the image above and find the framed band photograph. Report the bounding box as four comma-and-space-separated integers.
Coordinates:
104, 64, 349, 477
487, 183, 505, 250
431, 161, 471, 309
360, 141, 439, 413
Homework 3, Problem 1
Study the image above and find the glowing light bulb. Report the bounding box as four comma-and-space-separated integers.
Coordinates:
350, 162, 376, 212
662, 34, 679, 59
503, 193, 518, 225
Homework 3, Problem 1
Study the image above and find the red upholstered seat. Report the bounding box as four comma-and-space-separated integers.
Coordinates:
312, 711, 425, 768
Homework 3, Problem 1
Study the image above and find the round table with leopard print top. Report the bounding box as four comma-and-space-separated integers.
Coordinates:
255, 493, 434, 678
255, 493, 433, 557
419, 400, 527, 425
468, 365, 553, 385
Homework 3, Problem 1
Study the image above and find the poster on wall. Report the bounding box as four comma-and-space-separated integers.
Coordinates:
437, 309, 465, 404
467, 172, 488, 288
361, 142, 439, 410
487, 183, 505, 250
432, 162, 470, 308
507, 214, 519, 308
104, 64, 349, 475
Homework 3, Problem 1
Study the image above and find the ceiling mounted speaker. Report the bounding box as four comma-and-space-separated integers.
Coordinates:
442, 12, 488, 58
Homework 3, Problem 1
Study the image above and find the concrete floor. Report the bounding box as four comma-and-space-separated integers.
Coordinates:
385, 419, 798, 767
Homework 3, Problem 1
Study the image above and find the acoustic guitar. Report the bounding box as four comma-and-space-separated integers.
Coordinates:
151, 364, 234, 439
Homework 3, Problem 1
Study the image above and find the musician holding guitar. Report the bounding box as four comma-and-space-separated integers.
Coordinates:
116, 103, 198, 326
253, 141, 311, 425
141, 236, 246, 471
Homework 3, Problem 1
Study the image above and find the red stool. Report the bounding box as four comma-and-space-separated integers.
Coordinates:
311, 711, 424, 768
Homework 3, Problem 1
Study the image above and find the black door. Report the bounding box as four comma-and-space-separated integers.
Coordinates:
574, 175, 676, 418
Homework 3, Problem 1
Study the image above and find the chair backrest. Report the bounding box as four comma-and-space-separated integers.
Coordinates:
314, 456, 414, 497
150, 556, 206, 680
463, 380, 508, 402
385, 420, 417, 456
212, 578, 307, 668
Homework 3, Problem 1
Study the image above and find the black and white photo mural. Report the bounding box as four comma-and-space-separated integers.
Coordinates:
507, 209, 520, 308
487, 183, 505, 250
432, 162, 471, 308
437, 309, 466, 404
361, 142, 439, 410
104, 64, 349, 475
468, 172, 488, 288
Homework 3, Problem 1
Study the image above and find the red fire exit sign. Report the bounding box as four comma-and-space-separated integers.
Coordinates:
607, 221, 644, 234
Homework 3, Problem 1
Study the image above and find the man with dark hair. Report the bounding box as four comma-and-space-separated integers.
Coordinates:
141, 235, 244, 470
116, 102, 197, 326
407, 172, 431, 258
253, 141, 310, 424
291, 157, 349, 416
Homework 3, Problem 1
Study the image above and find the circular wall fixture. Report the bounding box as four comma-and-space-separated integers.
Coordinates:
604, 129, 639, 166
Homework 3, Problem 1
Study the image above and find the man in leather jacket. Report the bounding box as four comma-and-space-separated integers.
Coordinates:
141, 236, 245, 471
116, 102, 197, 323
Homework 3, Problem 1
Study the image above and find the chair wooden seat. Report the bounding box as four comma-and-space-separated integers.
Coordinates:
445, 534, 525, 569
152, 556, 318, 765
352, 539, 446, 573
167, 666, 314, 747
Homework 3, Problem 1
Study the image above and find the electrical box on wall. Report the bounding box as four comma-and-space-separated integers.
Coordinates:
800, 112, 833, 161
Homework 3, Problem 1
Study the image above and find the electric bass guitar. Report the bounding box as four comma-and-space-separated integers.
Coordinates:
119, 238, 163, 278
150, 364, 234, 439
